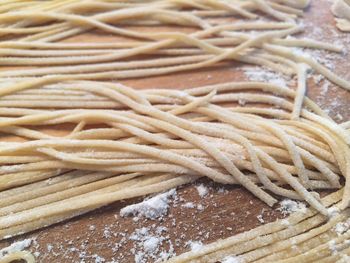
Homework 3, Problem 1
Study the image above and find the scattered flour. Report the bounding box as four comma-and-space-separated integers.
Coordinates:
182, 202, 195, 209
257, 215, 265, 224
333, 219, 350, 235
103, 226, 112, 239
197, 204, 204, 211
143, 236, 160, 253
328, 240, 338, 254
0, 238, 33, 258
47, 244, 53, 252
129, 226, 175, 263
187, 240, 203, 252
92, 254, 105, 263
222, 256, 241, 263
328, 207, 340, 218
196, 184, 209, 198
218, 187, 228, 194
278, 199, 307, 216
120, 189, 177, 220
181, 201, 204, 211
243, 66, 289, 86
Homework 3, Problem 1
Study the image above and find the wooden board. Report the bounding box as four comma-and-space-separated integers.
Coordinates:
0, 0, 349, 262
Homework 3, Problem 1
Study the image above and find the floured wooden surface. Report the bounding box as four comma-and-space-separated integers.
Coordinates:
0, 0, 349, 262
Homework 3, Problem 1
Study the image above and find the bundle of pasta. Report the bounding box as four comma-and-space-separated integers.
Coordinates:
0, 78, 348, 244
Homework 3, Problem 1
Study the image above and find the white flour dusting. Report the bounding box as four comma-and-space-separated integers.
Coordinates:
129, 226, 175, 263
197, 204, 205, 211
120, 189, 177, 220
186, 240, 203, 252
47, 244, 53, 252
328, 207, 340, 218
0, 238, 33, 258
328, 240, 338, 254
333, 219, 350, 235
196, 184, 209, 198
243, 67, 290, 86
92, 254, 105, 263
257, 215, 265, 224
182, 202, 195, 208
278, 199, 307, 216
221, 256, 241, 263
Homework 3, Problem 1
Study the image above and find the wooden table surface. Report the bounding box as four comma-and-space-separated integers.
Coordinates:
0, 0, 349, 262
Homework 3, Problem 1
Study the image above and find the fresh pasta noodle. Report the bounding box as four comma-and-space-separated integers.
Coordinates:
0, 251, 35, 263
332, 0, 350, 32
166, 189, 344, 262
291, 63, 309, 120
